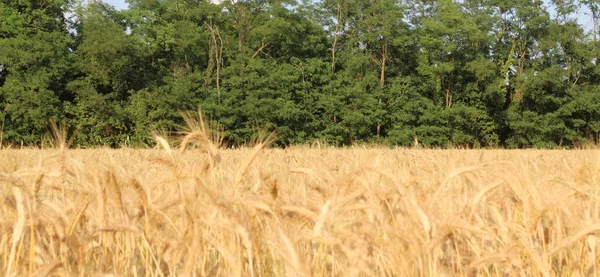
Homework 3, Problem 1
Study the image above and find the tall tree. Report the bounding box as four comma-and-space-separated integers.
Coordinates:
0, 0, 74, 144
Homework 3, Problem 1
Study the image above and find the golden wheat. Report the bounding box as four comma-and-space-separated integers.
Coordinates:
0, 147, 599, 276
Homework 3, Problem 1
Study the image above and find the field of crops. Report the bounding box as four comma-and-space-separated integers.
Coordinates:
1, 144, 600, 276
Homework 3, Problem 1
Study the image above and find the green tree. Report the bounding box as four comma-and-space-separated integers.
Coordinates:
0, 0, 74, 144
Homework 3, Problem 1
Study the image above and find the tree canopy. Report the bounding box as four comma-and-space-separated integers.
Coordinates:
0, 0, 599, 148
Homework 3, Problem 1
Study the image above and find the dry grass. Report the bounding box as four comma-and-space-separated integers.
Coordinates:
0, 144, 599, 276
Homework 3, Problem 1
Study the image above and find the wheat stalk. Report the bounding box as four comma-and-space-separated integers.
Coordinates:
30, 261, 62, 277
234, 131, 275, 187
6, 186, 25, 277
154, 135, 172, 154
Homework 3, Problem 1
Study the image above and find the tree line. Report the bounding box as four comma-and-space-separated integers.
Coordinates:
0, 0, 599, 148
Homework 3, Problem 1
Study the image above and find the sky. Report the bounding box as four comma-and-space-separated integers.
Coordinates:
102, 0, 595, 32
105, 0, 129, 10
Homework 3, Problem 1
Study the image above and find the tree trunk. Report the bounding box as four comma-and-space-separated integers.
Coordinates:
379, 44, 387, 88
445, 87, 452, 109
445, 55, 454, 109
377, 44, 387, 137
207, 24, 223, 102
331, 3, 343, 72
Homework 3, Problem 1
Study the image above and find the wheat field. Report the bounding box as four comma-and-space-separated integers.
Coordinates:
1, 143, 600, 276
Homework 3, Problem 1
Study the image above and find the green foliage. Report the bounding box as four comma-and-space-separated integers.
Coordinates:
0, 0, 598, 148
0, 0, 73, 144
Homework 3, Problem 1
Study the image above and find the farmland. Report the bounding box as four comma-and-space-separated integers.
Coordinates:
1, 146, 599, 276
